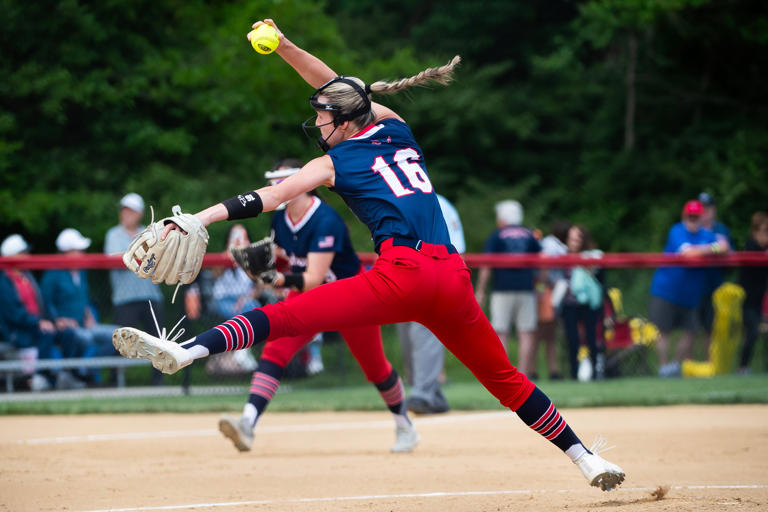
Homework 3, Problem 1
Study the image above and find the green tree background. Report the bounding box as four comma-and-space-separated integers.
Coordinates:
1, 0, 766, 254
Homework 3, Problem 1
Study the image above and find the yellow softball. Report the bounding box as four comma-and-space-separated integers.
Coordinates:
250, 24, 280, 55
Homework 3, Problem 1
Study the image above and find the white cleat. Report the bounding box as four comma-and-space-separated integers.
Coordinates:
112, 327, 193, 374
574, 451, 626, 491
219, 414, 254, 452
391, 423, 420, 453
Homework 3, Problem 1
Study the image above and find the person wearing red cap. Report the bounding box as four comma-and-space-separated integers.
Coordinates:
649, 199, 727, 377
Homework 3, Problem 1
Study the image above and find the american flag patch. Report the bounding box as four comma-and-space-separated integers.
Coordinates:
317, 235, 335, 249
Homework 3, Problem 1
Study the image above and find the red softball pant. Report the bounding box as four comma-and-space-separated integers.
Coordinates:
261, 239, 535, 411
260, 293, 392, 384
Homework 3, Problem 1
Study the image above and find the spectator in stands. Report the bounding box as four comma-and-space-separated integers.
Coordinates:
475, 200, 541, 376
737, 211, 768, 373
41, 229, 120, 364
399, 193, 465, 414
649, 200, 726, 377
535, 220, 571, 380
105, 193, 165, 384
0, 234, 86, 390
696, 192, 733, 353
559, 224, 604, 381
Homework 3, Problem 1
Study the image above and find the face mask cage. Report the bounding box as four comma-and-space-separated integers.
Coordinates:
300, 76, 372, 152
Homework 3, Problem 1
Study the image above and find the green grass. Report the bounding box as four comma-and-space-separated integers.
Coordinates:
2, 374, 767, 415
5, 323, 767, 415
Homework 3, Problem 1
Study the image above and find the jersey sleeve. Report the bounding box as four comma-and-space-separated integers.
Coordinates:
309, 215, 346, 253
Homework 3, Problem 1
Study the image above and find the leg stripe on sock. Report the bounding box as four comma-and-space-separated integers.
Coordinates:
379, 379, 404, 406
249, 374, 279, 400
516, 387, 582, 452
530, 403, 555, 430
215, 315, 257, 352
251, 372, 280, 389
538, 411, 562, 435
215, 325, 233, 351
527, 401, 567, 440
225, 319, 244, 350
235, 315, 255, 348
545, 420, 567, 440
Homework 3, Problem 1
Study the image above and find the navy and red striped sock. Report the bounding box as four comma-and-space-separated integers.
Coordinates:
243, 358, 284, 426
375, 369, 409, 424
187, 309, 270, 355
516, 387, 588, 456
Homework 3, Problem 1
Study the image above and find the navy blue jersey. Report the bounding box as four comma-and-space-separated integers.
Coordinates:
328, 118, 451, 250
271, 197, 361, 281
484, 225, 541, 291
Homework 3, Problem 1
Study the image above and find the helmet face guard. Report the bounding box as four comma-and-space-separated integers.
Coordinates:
301, 76, 371, 152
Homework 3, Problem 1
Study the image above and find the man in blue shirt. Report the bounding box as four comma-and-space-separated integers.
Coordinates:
475, 200, 541, 376
649, 200, 726, 377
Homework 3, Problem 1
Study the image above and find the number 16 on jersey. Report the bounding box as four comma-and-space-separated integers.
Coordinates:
372, 148, 434, 197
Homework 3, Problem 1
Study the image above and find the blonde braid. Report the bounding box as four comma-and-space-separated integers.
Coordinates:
369, 55, 461, 95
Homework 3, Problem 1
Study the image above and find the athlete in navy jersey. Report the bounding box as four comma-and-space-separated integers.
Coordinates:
115, 18, 625, 491
329, 118, 451, 250
271, 197, 360, 281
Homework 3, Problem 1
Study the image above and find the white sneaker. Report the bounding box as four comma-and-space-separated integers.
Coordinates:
219, 414, 254, 452
391, 423, 420, 453
574, 451, 626, 491
112, 327, 193, 375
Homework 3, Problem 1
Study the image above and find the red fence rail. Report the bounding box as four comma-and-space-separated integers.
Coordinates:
1, 251, 766, 270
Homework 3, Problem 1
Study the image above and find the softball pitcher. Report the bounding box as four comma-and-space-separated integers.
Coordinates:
115, 18, 625, 491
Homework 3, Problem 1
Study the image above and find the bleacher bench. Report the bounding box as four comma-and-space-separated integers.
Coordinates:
0, 356, 150, 392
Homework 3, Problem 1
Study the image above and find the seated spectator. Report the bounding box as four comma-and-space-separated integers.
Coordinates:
41, 229, 121, 383
0, 234, 86, 390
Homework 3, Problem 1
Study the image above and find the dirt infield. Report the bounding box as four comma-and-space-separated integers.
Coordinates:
1, 404, 767, 511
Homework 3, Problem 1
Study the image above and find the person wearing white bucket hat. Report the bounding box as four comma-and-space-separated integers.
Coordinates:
0, 234, 87, 390
42, 229, 122, 384
105, 193, 165, 384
